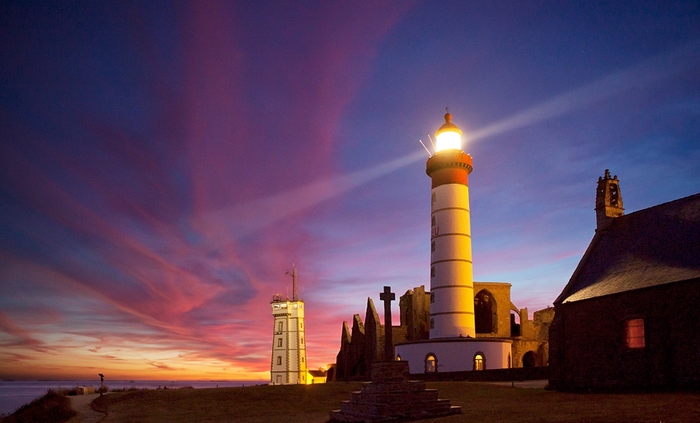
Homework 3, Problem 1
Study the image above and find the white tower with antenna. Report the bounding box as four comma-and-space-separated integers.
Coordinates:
270, 265, 308, 385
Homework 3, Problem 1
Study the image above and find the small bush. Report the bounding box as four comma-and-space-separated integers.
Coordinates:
2, 390, 76, 423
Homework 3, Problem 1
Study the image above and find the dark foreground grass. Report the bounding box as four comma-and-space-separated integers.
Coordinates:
2, 390, 76, 423
89, 382, 699, 423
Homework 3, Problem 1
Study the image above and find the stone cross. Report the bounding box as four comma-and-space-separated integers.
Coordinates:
379, 286, 395, 361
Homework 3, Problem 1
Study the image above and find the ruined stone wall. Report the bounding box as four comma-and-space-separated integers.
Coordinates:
400, 285, 430, 341
473, 282, 513, 338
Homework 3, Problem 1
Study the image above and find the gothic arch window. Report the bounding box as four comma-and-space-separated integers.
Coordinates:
475, 290, 497, 334
522, 351, 537, 368
473, 352, 485, 371
425, 353, 437, 373
510, 310, 521, 336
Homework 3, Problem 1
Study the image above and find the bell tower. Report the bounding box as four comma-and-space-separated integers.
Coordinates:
595, 169, 624, 231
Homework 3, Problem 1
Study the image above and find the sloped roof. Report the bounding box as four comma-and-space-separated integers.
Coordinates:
555, 192, 700, 304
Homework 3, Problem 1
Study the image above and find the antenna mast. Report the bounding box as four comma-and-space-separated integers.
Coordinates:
286, 265, 298, 301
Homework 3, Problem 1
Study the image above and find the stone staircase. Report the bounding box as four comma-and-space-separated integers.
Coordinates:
330, 361, 461, 422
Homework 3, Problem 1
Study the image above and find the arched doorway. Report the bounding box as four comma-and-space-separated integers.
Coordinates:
522, 351, 538, 368
475, 290, 497, 334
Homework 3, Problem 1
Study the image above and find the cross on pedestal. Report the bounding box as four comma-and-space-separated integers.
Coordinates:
379, 286, 395, 361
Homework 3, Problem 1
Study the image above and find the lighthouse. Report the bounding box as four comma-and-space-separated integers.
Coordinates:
427, 112, 475, 339
394, 113, 511, 374
270, 266, 308, 385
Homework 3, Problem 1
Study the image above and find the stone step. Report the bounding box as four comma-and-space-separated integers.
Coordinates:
339, 399, 455, 417
349, 390, 440, 404
360, 381, 426, 393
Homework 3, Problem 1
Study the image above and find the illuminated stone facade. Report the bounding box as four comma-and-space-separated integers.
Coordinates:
333, 284, 553, 380
270, 296, 308, 385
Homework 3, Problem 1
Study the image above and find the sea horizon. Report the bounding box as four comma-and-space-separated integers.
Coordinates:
0, 378, 268, 416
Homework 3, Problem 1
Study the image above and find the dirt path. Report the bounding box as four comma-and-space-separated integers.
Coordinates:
68, 394, 105, 423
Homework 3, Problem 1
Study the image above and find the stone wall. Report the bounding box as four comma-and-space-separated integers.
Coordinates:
550, 279, 700, 391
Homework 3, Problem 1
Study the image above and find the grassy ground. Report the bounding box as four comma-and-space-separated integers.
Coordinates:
2, 390, 76, 423
88, 382, 700, 423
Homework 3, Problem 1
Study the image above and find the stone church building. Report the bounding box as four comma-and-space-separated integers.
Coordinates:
549, 171, 700, 391
333, 284, 553, 381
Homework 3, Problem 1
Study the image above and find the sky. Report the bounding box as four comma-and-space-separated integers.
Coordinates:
1, 1, 699, 381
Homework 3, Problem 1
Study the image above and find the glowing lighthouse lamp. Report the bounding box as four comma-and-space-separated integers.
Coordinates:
434, 114, 463, 152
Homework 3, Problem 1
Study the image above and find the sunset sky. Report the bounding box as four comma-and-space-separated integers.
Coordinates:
1, 1, 699, 381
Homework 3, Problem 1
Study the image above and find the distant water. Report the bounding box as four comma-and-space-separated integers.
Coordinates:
0, 379, 268, 416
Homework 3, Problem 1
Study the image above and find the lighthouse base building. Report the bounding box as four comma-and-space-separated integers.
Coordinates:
395, 337, 512, 374
333, 284, 552, 380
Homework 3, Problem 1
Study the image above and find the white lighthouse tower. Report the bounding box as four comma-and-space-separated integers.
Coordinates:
427, 112, 475, 339
270, 266, 308, 385
395, 113, 511, 374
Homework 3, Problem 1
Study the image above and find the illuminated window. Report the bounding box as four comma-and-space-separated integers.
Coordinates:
625, 318, 645, 349
396, 355, 402, 361
474, 353, 485, 371
277, 356, 282, 365
425, 354, 437, 373
277, 338, 282, 347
